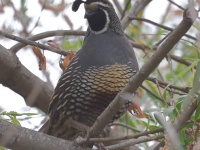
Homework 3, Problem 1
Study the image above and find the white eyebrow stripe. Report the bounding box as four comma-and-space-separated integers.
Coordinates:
90, 2, 109, 8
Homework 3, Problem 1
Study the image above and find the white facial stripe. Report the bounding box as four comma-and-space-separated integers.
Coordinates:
90, 9, 110, 34
91, 2, 109, 8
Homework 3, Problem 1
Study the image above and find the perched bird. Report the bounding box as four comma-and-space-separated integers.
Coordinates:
42, 0, 139, 140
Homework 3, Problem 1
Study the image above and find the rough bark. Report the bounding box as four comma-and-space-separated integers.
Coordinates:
0, 45, 53, 113
0, 120, 90, 150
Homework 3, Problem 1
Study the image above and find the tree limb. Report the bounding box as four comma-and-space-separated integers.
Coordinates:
9, 30, 85, 53
0, 45, 53, 113
0, 120, 89, 150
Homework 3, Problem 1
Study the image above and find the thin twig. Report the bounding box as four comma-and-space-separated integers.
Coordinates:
129, 17, 196, 41
105, 134, 164, 150
130, 40, 196, 71
0, 30, 85, 55
147, 76, 191, 93
28, 3, 45, 34
78, 128, 164, 144
167, 0, 200, 20
9, 30, 85, 53
168, 0, 185, 10
120, 0, 131, 20
109, 122, 141, 132
112, 0, 123, 15
169, 54, 196, 69
0, 30, 70, 55
121, 0, 152, 29
140, 85, 166, 104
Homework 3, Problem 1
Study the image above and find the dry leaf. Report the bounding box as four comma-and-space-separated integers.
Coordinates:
173, 10, 183, 16
128, 102, 146, 118
128, 93, 146, 118
39, 55, 46, 71
59, 52, 75, 71
47, 40, 61, 50
32, 47, 46, 71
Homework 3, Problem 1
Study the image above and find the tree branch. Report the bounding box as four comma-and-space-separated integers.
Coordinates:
147, 76, 190, 93
0, 120, 89, 150
9, 30, 85, 53
0, 30, 79, 55
79, 128, 163, 144
105, 134, 164, 150
129, 17, 196, 41
0, 45, 53, 113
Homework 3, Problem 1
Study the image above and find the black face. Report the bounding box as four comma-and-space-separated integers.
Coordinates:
86, 8, 107, 32
73, 0, 123, 35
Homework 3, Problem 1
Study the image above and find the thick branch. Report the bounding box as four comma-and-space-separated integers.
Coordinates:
0, 45, 53, 113
85, 7, 197, 140
0, 120, 89, 150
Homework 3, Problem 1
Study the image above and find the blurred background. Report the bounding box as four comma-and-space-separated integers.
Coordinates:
0, 0, 199, 149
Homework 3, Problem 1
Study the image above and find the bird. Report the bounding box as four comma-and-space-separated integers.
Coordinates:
41, 0, 139, 141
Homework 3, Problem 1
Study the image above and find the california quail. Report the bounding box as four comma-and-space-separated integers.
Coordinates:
43, 0, 139, 140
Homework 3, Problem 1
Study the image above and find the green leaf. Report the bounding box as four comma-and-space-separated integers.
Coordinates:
195, 103, 200, 120
184, 137, 194, 145
145, 80, 159, 96
193, 60, 200, 92
21, 113, 38, 116
166, 60, 197, 88
179, 130, 186, 146
163, 107, 176, 120
173, 100, 183, 117
146, 113, 157, 124
148, 125, 161, 130
182, 123, 193, 130
9, 116, 21, 126
21, 0, 27, 13
154, 113, 164, 126
0, 146, 5, 150
61, 39, 82, 50
0, 111, 38, 117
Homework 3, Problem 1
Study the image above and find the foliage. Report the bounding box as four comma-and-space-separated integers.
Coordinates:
0, 0, 199, 149
0, 111, 38, 126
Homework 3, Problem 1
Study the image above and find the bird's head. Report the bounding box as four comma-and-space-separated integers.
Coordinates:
72, 0, 123, 35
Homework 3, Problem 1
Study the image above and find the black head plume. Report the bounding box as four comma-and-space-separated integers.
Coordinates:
72, 0, 86, 12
